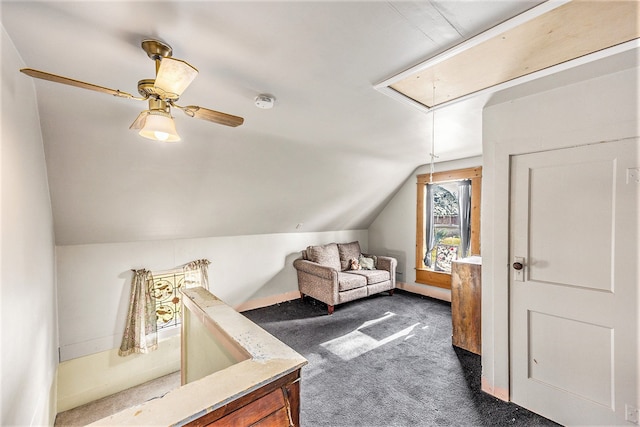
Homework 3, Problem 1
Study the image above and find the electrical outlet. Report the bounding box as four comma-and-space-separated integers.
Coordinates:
626, 404, 639, 424
628, 168, 640, 184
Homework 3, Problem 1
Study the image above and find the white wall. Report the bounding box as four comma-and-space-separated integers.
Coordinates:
1, 27, 58, 425
55, 229, 366, 408
481, 61, 639, 400
56, 229, 367, 362
368, 156, 482, 301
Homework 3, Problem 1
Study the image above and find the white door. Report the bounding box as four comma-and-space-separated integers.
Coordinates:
510, 139, 639, 426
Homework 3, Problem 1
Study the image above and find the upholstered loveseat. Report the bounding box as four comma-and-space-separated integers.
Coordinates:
293, 241, 397, 314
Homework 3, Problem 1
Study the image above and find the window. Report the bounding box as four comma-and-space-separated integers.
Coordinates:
149, 268, 203, 330
416, 167, 481, 289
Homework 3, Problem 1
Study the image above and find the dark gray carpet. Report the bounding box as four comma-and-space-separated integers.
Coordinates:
243, 290, 560, 427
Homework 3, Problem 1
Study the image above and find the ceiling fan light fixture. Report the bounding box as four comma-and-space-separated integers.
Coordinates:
154, 57, 198, 99
22, 39, 244, 138
139, 110, 181, 142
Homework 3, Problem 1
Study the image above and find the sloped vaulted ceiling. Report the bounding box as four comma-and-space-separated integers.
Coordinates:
4, 0, 608, 245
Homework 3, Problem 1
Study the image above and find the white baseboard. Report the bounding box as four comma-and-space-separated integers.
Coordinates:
396, 282, 452, 303
234, 290, 301, 312
234, 284, 451, 313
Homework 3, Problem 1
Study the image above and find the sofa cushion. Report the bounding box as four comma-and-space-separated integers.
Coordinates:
337, 272, 367, 291
306, 243, 341, 271
338, 241, 361, 271
366, 280, 394, 296
337, 286, 368, 304
358, 254, 376, 270
347, 269, 390, 285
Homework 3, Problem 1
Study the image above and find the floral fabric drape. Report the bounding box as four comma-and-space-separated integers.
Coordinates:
118, 269, 158, 356
183, 259, 211, 290
457, 179, 472, 259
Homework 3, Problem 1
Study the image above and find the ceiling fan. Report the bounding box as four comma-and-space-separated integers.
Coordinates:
20, 39, 244, 142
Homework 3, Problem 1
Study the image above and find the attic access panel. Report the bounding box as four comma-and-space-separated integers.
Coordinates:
381, 0, 640, 109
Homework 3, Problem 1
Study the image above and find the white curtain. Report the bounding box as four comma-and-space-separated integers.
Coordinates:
183, 259, 211, 290
118, 269, 158, 356
457, 179, 472, 259
423, 184, 436, 268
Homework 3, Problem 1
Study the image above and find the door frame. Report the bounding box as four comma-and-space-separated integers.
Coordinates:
479, 52, 638, 406
506, 141, 639, 425
481, 137, 639, 403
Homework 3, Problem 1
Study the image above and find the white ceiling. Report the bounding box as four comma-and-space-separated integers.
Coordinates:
2, 0, 559, 245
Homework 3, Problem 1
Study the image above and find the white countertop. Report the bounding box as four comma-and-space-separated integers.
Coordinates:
453, 255, 482, 265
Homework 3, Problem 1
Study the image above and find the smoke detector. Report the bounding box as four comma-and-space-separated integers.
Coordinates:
255, 94, 275, 109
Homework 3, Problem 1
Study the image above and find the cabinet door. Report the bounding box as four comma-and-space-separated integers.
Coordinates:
451, 260, 481, 355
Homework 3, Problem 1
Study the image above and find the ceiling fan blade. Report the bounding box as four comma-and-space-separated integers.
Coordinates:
20, 68, 138, 99
154, 58, 198, 100
177, 105, 244, 127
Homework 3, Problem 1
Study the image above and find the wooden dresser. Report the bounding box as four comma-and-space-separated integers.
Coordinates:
451, 256, 482, 355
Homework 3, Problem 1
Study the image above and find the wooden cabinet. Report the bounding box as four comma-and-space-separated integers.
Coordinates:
451, 256, 481, 355
186, 370, 301, 427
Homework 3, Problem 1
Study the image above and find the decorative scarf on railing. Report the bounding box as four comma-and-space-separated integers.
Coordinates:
118, 269, 158, 356
183, 259, 211, 291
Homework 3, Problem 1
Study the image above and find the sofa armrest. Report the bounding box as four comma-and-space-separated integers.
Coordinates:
293, 259, 338, 281
293, 258, 340, 307
374, 255, 397, 273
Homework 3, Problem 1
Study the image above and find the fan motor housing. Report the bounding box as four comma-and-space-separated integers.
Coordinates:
137, 79, 159, 98
141, 39, 172, 60
137, 79, 180, 102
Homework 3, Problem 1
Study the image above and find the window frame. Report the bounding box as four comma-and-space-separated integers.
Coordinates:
415, 166, 482, 289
